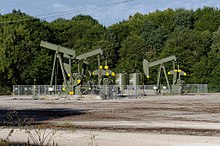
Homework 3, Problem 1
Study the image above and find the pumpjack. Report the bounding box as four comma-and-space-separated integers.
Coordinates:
143, 55, 186, 94
143, 55, 176, 93
75, 48, 115, 96
40, 41, 76, 94
40, 41, 115, 97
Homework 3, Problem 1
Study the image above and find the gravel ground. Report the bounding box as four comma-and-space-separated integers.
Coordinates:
0, 94, 220, 145
1, 128, 220, 146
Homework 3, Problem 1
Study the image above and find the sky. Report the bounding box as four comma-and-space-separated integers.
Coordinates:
0, 0, 220, 26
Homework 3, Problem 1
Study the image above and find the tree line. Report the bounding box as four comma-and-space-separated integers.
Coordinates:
0, 7, 220, 94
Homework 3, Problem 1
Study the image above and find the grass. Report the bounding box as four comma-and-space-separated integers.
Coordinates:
55, 122, 76, 131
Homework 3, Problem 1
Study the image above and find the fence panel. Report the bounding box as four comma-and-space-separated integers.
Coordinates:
13, 84, 208, 99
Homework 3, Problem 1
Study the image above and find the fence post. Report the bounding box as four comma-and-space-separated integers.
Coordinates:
44, 85, 47, 95
205, 84, 208, 94
127, 85, 129, 98
12, 85, 15, 97
18, 85, 20, 96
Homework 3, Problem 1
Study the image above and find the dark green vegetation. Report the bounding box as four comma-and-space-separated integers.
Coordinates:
0, 7, 220, 94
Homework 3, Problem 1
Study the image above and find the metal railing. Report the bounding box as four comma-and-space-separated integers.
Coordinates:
12, 84, 208, 100
170, 84, 208, 95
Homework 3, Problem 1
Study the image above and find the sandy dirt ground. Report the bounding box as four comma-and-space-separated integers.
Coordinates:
0, 94, 220, 145
1, 128, 220, 146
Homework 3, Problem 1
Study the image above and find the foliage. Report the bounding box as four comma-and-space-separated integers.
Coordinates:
0, 10, 53, 88
194, 7, 220, 32
207, 27, 220, 86
141, 20, 169, 52
117, 35, 148, 73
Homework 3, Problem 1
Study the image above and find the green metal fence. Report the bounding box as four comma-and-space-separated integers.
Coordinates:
13, 84, 209, 100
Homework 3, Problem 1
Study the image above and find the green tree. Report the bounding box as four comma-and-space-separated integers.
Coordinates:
141, 20, 169, 52
117, 35, 148, 73
109, 21, 130, 43
0, 10, 53, 88
173, 9, 194, 29
146, 8, 175, 30
128, 12, 145, 36
194, 7, 220, 32
207, 27, 220, 86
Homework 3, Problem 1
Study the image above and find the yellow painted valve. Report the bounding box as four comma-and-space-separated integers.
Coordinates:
69, 91, 74, 95
62, 83, 66, 91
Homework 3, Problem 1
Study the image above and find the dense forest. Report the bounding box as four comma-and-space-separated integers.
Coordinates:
0, 7, 220, 93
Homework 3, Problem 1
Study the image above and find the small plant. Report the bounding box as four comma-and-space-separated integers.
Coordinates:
26, 123, 58, 146
1, 110, 58, 146
2, 110, 32, 142
89, 132, 98, 146
88, 121, 98, 146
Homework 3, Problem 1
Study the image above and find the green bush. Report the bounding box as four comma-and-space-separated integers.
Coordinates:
0, 87, 12, 95
208, 86, 220, 93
